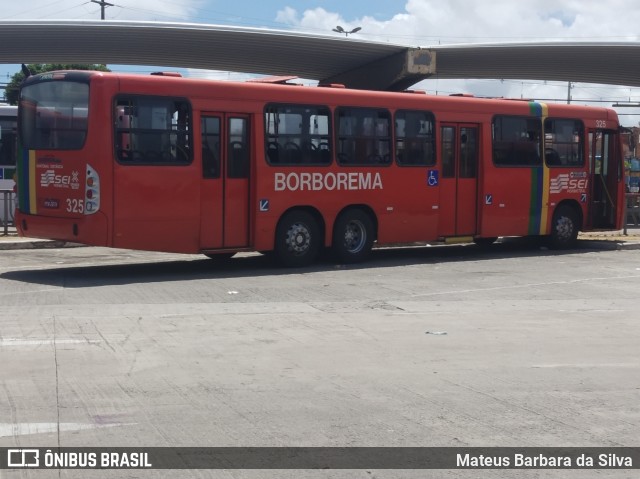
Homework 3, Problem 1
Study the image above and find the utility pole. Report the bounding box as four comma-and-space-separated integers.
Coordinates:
567, 81, 573, 104
90, 0, 114, 20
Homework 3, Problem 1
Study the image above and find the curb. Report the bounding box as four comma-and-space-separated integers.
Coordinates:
578, 239, 640, 251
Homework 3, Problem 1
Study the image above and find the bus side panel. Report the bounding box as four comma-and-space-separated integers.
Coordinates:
255, 166, 441, 250
112, 165, 201, 253
480, 165, 542, 237
374, 167, 439, 244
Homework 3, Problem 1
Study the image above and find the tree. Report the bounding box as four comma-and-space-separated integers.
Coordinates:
4, 63, 110, 105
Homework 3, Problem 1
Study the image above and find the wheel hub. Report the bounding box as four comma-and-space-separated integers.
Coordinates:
287, 224, 310, 254
556, 216, 573, 239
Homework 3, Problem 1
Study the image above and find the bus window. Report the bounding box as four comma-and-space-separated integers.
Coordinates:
459, 128, 478, 178
201, 117, 221, 178
0, 117, 16, 168
264, 104, 331, 165
395, 110, 435, 166
441, 126, 456, 177
115, 96, 192, 164
336, 107, 391, 166
19, 80, 89, 150
492, 115, 542, 167
228, 117, 249, 178
544, 118, 584, 167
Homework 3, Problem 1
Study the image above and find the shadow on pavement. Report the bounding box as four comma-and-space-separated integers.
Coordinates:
0, 236, 623, 288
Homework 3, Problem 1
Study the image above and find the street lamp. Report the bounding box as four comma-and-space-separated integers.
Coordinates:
332, 26, 362, 37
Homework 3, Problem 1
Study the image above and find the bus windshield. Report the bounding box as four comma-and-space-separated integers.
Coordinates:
19, 79, 89, 150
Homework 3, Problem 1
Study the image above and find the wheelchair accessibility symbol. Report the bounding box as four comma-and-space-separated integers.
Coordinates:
427, 170, 439, 187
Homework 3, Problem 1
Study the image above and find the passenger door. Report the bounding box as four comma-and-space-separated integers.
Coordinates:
439, 124, 479, 236
588, 129, 621, 229
200, 113, 251, 249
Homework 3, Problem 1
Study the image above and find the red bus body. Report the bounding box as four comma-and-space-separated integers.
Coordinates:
16, 71, 625, 265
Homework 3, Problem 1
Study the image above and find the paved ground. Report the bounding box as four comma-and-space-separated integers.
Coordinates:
0, 227, 639, 479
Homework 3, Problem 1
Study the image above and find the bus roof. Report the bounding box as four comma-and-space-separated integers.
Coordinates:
23, 70, 619, 123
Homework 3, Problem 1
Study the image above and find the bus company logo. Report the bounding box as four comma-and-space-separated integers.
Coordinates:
274, 172, 383, 192
40, 170, 80, 190
550, 174, 588, 194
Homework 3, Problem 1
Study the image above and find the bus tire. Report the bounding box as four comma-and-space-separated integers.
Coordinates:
549, 205, 579, 249
275, 210, 321, 267
332, 209, 374, 264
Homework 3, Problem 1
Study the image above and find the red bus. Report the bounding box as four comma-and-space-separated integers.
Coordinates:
15, 70, 624, 266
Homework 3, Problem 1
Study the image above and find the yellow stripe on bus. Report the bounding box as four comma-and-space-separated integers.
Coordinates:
538, 103, 550, 235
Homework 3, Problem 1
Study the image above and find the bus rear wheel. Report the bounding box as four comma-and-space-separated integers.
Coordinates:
275, 210, 321, 267
549, 205, 579, 249
332, 209, 374, 264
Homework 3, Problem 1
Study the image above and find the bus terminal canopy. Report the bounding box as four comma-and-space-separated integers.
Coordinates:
1, 20, 640, 91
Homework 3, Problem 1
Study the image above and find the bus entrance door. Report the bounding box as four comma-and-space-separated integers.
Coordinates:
200, 114, 251, 249
588, 129, 621, 229
438, 124, 479, 237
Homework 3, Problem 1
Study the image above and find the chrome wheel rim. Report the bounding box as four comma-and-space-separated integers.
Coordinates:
285, 223, 311, 255
555, 215, 574, 241
343, 220, 366, 254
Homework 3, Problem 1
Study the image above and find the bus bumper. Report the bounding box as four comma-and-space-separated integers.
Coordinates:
15, 210, 109, 247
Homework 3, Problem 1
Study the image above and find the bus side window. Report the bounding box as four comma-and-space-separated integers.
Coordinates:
264, 104, 331, 166
492, 116, 542, 167
336, 107, 391, 166
201, 116, 221, 178
114, 97, 192, 165
228, 117, 249, 179
544, 118, 584, 167
395, 110, 435, 166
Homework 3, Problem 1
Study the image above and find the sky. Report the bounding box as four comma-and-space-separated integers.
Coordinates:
2, 0, 640, 125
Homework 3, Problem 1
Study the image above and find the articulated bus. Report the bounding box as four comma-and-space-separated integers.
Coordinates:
15, 70, 624, 266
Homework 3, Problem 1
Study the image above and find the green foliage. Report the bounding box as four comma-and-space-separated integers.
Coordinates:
4, 64, 110, 105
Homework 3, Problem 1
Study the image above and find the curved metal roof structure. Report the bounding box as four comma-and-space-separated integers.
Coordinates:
1, 20, 640, 91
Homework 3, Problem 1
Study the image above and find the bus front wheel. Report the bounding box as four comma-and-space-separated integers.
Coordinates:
275, 210, 321, 267
332, 209, 374, 264
549, 205, 579, 249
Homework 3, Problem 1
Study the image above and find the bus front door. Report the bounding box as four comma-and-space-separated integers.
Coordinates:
200, 113, 251, 249
589, 129, 622, 230
438, 124, 479, 237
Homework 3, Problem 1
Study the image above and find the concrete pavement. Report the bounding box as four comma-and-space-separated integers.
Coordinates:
1, 239, 639, 478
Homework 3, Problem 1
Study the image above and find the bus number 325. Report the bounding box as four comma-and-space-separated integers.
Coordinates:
66, 198, 84, 214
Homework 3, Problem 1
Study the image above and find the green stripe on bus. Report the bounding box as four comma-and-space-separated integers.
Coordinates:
529, 167, 543, 234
